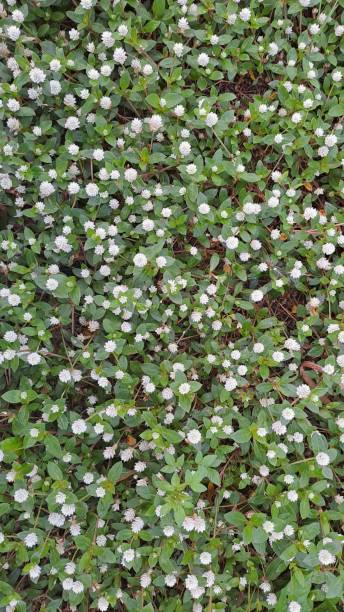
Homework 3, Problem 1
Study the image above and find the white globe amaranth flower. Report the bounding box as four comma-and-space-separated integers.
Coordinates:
124, 168, 138, 182
29, 67, 46, 83
133, 253, 147, 268
113, 47, 127, 64
205, 112, 218, 127
65, 116, 80, 130
318, 549, 335, 565
39, 181, 55, 198
197, 53, 209, 67
251, 289, 264, 302
85, 183, 99, 197
147, 114, 163, 132
71, 419, 87, 434
179, 141, 191, 156
315, 452, 330, 467
239, 8, 251, 21
186, 429, 202, 444
14, 489, 29, 503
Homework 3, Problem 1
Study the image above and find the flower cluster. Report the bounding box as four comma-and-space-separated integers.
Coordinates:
0, 0, 343, 609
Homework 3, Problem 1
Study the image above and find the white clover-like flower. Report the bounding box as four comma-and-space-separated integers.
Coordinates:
29, 67, 46, 83
199, 552, 212, 565
133, 253, 147, 268
14, 489, 29, 503
6, 25, 21, 40
27, 352, 41, 365
251, 289, 264, 302
72, 419, 87, 434
147, 114, 163, 132
24, 533, 38, 548
239, 8, 251, 21
113, 47, 127, 64
178, 382, 190, 395
97, 597, 109, 611
85, 183, 99, 197
204, 112, 218, 128
173, 43, 184, 57
39, 181, 55, 198
179, 141, 191, 156
124, 168, 138, 182
198, 203, 210, 215
296, 384, 311, 399
198, 53, 209, 67
315, 452, 330, 467
318, 549, 335, 565
65, 116, 80, 131
186, 429, 201, 444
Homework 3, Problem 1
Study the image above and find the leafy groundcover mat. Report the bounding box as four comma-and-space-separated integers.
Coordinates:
0, 0, 343, 610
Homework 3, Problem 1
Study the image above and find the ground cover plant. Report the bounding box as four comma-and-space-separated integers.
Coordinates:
0, 0, 343, 609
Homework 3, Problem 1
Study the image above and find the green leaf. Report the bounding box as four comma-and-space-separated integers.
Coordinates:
328, 103, 344, 117
2, 390, 22, 404
209, 253, 220, 271
103, 317, 117, 333
325, 573, 343, 599
224, 511, 246, 528
1, 437, 22, 454
309, 431, 328, 453
152, 0, 165, 18
74, 535, 92, 551
44, 435, 62, 458
120, 71, 130, 90
47, 461, 63, 480
0, 503, 10, 517
108, 461, 123, 482
99, 548, 117, 563
146, 93, 160, 108
231, 429, 251, 444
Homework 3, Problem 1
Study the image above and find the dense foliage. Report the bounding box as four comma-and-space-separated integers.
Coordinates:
0, 0, 343, 610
